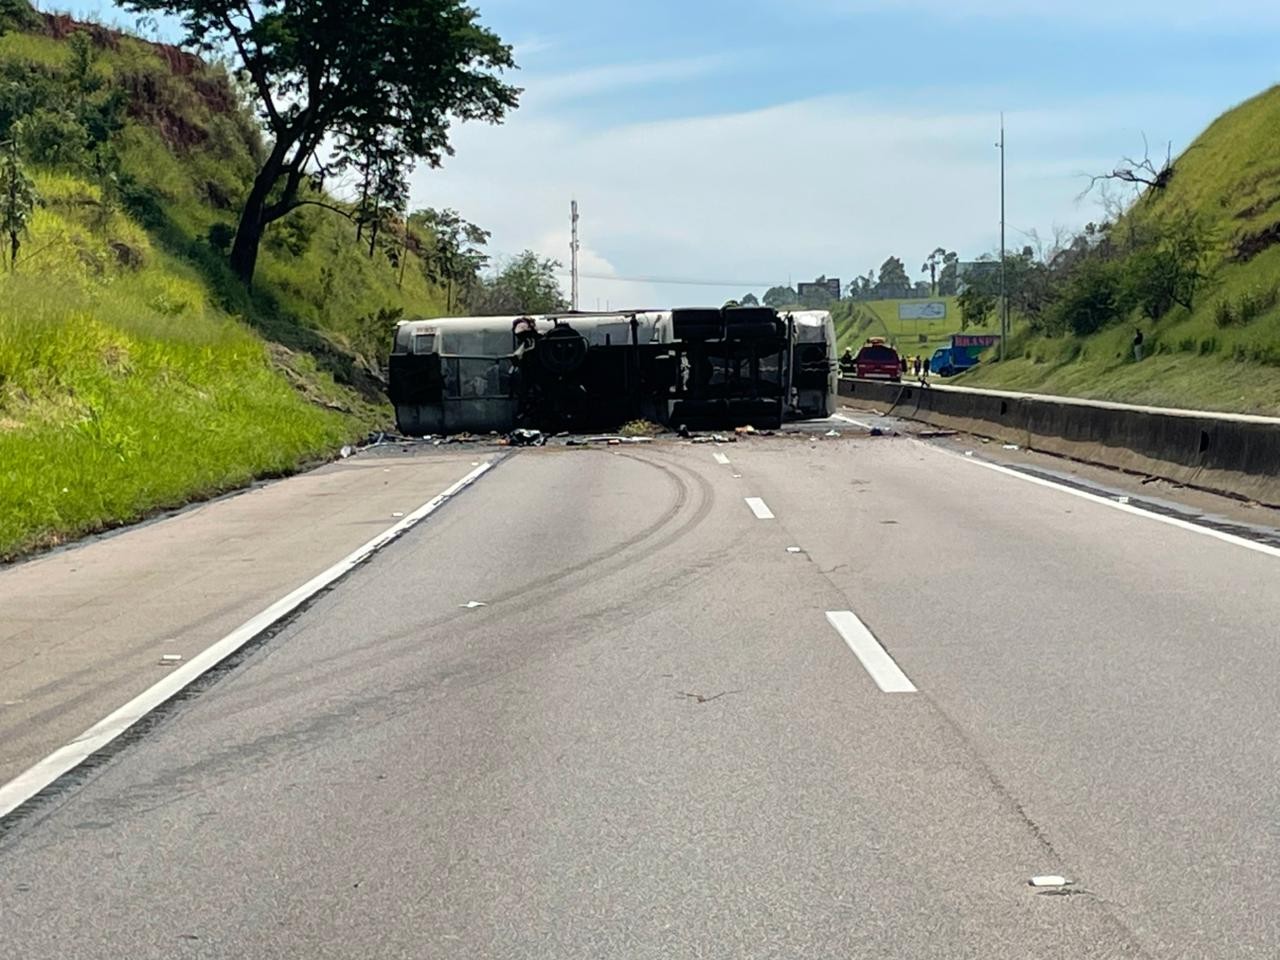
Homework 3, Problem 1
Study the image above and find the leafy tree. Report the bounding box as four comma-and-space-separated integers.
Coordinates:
875, 256, 910, 298
762, 285, 798, 308
0, 138, 37, 268
1119, 212, 1212, 319
1050, 258, 1122, 337
740, 292, 759, 306
410, 207, 489, 311
472, 251, 566, 314
120, 0, 521, 286
938, 251, 959, 295
921, 247, 946, 295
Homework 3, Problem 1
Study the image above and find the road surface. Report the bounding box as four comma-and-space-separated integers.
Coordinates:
3, 429, 1279, 958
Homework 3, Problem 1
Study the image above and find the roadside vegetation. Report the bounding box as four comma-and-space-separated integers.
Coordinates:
957, 87, 1280, 413
0, 0, 562, 559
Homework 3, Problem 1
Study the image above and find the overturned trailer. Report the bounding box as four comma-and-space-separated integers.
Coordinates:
387, 306, 837, 435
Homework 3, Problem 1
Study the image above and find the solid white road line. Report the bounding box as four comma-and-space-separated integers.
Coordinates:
745, 497, 775, 520
825, 611, 918, 693
713, 452, 731, 465
950, 451, 1280, 561
0, 460, 495, 822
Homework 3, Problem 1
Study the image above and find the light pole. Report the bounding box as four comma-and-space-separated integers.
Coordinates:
997, 114, 1007, 361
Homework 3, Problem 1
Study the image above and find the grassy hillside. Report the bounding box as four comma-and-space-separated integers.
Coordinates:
0, 7, 448, 558
962, 86, 1280, 414
832, 296, 987, 358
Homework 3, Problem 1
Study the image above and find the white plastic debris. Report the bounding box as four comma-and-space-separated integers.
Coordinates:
340, 445, 354, 458
786, 547, 802, 553
391, 512, 405, 518
1115, 496, 1131, 505
160, 654, 183, 662
1002, 444, 1019, 451
731, 474, 742, 479
460, 601, 488, 609
1029, 875, 1069, 887
825, 429, 841, 437
964, 451, 974, 457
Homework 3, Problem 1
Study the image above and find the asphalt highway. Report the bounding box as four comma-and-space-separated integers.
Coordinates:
3, 429, 1279, 958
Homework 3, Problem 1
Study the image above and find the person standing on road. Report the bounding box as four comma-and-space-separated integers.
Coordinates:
1133, 328, 1145, 362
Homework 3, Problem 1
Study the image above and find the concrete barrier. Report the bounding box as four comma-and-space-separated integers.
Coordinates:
838, 378, 1280, 505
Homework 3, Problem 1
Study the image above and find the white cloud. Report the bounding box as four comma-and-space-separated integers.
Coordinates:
410, 89, 1221, 309
522, 54, 737, 107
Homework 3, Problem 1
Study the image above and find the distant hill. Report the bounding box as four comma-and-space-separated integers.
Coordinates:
0, 2, 447, 557
963, 85, 1280, 414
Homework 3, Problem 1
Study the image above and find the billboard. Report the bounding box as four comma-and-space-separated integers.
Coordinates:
797, 277, 841, 301
898, 301, 946, 321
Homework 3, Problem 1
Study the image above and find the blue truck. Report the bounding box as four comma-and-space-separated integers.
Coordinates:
928, 334, 1000, 376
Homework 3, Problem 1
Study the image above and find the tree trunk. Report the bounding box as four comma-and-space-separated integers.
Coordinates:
8, 230, 17, 269
229, 144, 290, 286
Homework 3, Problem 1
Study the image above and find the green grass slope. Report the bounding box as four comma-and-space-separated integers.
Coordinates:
962, 86, 1280, 413
0, 7, 447, 558
832, 296, 984, 356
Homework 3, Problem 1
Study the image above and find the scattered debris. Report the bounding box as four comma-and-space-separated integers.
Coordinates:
340, 445, 354, 459
1115, 496, 1131, 505
508, 428, 545, 446
825, 429, 841, 437
1029, 875, 1070, 888
735, 424, 757, 436
460, 600, 488, 609
981, 437, 991, 444
160, 654, 182, 663
731, 473, 742, 479
786, 546, 802, 553
1002, 444, 1020, 451
711, 433, 733, 443
880, 520, 899, 525
964, 450, 974, 457
391, 512, 405, 518
917, 430, 959, 439
869, 427, 885, 437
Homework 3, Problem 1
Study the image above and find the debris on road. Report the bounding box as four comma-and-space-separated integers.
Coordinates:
825, 429, 841, 437
1116, 496, 1131, 505
786, 546, 802, 553
870, 427, 885, 437
735, 424, 757, 436
340, 445, 354, 459
1003, 444, 1020, 451
507, 428, 546, 446
160, 654, 182, 663
678, 690, 740, 704
1029, 875, 1070, 888
460, 600, 488, 609
391, 512, 405, 518
964, 450, 974, 457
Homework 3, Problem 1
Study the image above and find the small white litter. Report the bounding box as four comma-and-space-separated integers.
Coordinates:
786, 547, 802, 553
391, 512, 405, 518
825, 429, 841, 437
1002, 444, 1020, 451
731, 474, 742, 479
964, 451, 974, 457
460, 600, 488, 609
160, 654, 183, 663
1029, 875, 1069, 887
1115, 496, 1131, 505
340, 445, 354, 458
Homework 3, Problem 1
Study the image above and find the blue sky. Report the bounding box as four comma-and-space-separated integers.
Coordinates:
49, 0, 1280, 307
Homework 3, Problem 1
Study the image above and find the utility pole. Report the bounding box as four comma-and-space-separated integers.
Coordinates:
997, 113, 1007, 361
570, 199, 580, 312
